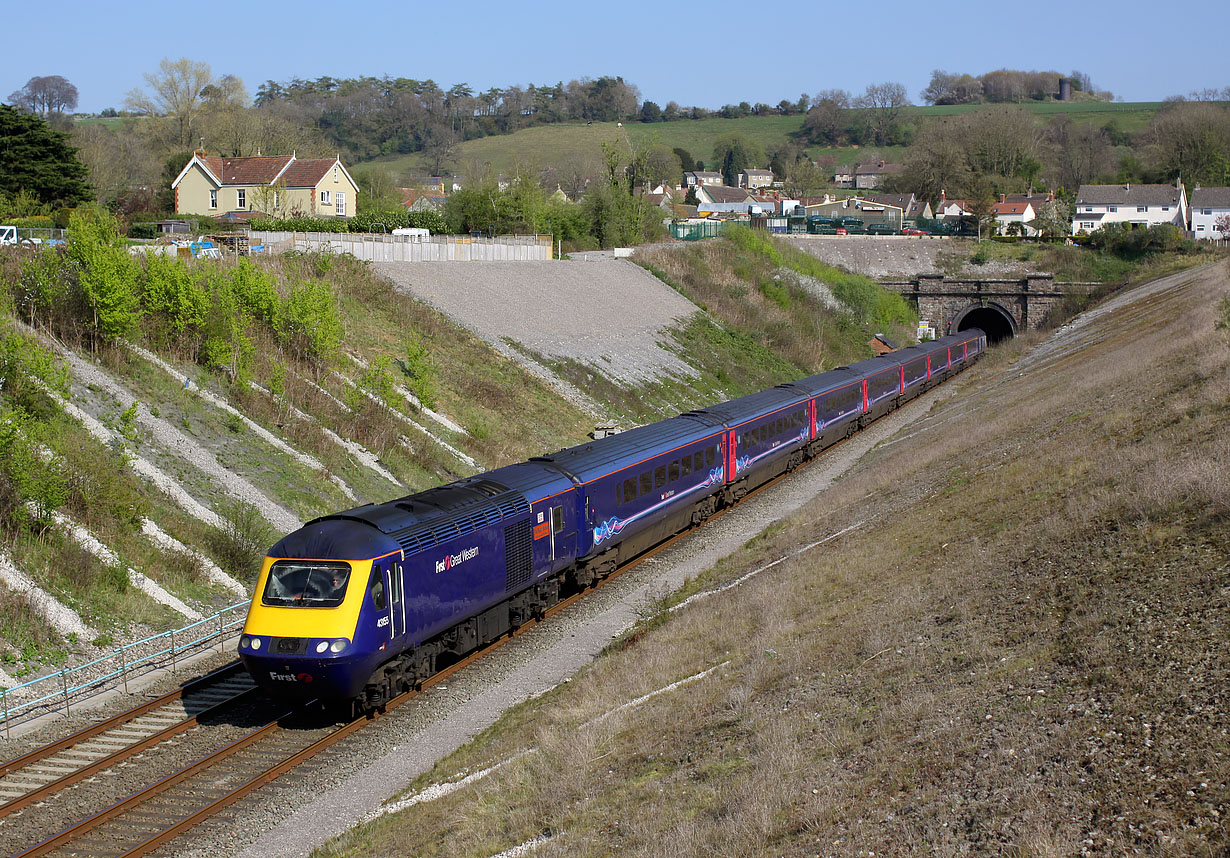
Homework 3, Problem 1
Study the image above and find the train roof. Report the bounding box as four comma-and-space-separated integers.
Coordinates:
782, 366, 864, 398
688, 385, 808, 429
313, 478, 530, 557
532, 413, 722, 485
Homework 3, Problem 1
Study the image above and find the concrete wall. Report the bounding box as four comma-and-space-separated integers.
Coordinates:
250, 231, 552, 262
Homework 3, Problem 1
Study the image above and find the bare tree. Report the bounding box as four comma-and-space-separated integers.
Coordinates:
125, 57, 216, 148
854, 82, 910, 145
8, 75, 79, 117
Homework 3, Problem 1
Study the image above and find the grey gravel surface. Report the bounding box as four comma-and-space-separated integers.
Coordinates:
206, 385, 961, 858
371, 260, 701, 407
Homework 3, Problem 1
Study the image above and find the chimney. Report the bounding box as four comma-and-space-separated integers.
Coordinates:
999, 194, 1006, 203
1125, 182, 1130, 191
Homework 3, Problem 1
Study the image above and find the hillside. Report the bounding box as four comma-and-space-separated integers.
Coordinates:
306, 262, 1229, 857
363, 101, 1164, 178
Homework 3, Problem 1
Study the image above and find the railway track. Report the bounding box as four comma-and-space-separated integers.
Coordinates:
3, 404, 904, 857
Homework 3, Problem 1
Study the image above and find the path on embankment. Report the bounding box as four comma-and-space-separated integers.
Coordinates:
372, 259, 700, 416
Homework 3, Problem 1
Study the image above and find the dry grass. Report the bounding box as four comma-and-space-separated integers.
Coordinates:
316, 263, 1229, 858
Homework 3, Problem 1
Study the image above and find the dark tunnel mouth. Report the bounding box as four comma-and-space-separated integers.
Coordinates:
954, 305, 1016, 344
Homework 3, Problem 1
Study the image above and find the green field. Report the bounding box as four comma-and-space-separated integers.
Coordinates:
362, 101, 1163, 178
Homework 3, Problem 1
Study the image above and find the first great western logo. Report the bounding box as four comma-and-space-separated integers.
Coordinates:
435, 546, 479, 574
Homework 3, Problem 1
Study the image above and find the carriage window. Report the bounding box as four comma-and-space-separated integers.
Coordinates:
777, 418, 784, 435
681, 456, 692, 477
368, 570, 386, 610
759, 426, 767, 443
707, 446, 716, 468
669, 460, 680, 482
262, 560, 351, 608
624, 477, 637, 503
640, 472, 652, 495
694, 451, 705, 472
654, 466, 666, 489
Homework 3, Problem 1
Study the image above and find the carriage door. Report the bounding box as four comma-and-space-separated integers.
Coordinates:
725, 430, 737, 482
386, 562, 405, 638
550, 505, 564, 562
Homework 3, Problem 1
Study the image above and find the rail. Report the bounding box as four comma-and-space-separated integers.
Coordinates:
0, 602, 247, 736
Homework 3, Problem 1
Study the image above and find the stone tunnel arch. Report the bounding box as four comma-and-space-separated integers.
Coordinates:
952, 302, 1018, 343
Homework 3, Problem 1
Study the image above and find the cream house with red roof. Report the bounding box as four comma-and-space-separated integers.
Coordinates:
172, 151, 359, 219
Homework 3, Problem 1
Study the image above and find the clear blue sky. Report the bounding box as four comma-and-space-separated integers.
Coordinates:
5, 0, 1226, 114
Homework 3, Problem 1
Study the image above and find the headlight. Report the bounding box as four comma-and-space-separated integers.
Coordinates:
315, 641, 329, 654
240, 635, 250, 648
250, 637, 262, 650
330, 639, 348, 653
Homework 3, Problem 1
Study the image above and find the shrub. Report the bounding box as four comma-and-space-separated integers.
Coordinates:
205, 499, 276, 577
139, 251, 207, 336
67, 206, 142, 345
127, 224, 157, 240
280, 279, 343, 366
249, 216, 349, 233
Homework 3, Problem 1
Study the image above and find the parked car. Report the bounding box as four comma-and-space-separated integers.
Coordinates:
902, 228, 930, 236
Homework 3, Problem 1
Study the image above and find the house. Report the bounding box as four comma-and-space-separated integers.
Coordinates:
739, 168, 775, 189
172, 151, 359, 219
406, 176, 446, 193
992, 195, 1038, 235
863, 193, 933, 221
399, 188, 448, 213
1071, 182, 1187, 234
854, 160, 903, 190
935, 191, 974, 220
684, 171, 724, 187
695, 185, 753, 206
1189, 187, 1230, 239
832, 166, 856, 188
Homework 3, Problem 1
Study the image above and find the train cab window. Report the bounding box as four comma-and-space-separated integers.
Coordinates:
669, 460, 680, 482
654, 465, 666, 489
623, 477, 637, 504
552, 505, 564, 533
262, 560, 351, 608
681, 456, 692, 477
368, 570, 387, 610
640, 472, 652, 496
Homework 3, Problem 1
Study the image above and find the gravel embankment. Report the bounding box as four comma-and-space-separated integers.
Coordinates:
371, 259, 701, 409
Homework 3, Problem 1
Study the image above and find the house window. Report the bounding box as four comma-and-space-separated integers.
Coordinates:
335, 192, 346, 216
273, 191, 280, 209
209, 189, 217, 209
1197, 225, 1205, 231
237, 188, 246, 209
1137, 206, 1147, 212
1081, 222, 1095, 230
1203, 209, 1212, 215
1162, 206, 1170, 212
1085, 206, 1094, 212
333, 166, 339, 183
320, 190, 331, 205
1108, 206, 1117, 212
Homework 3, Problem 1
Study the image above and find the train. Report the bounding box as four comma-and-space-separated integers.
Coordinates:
238, 329, 987, 708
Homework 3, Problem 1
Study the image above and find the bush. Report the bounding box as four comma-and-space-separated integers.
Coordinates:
205, 499, 276, 577
127, 224, 157, 240
1085, 223, 1196, 259
249, 216, 349, 233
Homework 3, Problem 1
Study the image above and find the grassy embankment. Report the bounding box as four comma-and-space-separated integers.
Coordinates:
317, 262, 1229, 857
0, 244, 595, 676
365, 102, 1163, 178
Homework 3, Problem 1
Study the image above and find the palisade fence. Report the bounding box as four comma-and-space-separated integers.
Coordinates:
0, 602, 247, 737
248, 231, 553, 262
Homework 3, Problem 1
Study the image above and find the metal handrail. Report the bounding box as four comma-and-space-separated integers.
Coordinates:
1, 602, 247, 736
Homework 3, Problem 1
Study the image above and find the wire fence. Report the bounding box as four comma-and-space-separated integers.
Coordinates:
0, 602, 247, 738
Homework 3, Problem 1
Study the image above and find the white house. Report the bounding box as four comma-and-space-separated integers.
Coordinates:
992, 197, 1038, 235
1071, 182, 1187, 234
1189, 187, 1230, 239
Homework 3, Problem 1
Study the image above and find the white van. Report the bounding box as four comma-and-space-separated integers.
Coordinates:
0, 226, 17, 246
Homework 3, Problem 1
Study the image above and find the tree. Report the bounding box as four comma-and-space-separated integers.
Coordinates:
921, 70, 982, 106
644, 145, 682, 189
712, 134, 763, 187
8, 75, 79, 118
1044, 117, 1114, 190
1214, 213, 1230, 239
1142, 102, 1230, 185
125, 57, 216, 148
899, 121, 971, 205
639, 100, 662, 122
802, 89, 851, 145
855, 82, 911, 146
0, 105, 92, 206
673, 147, 695, 175
418, 124, 460, 177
